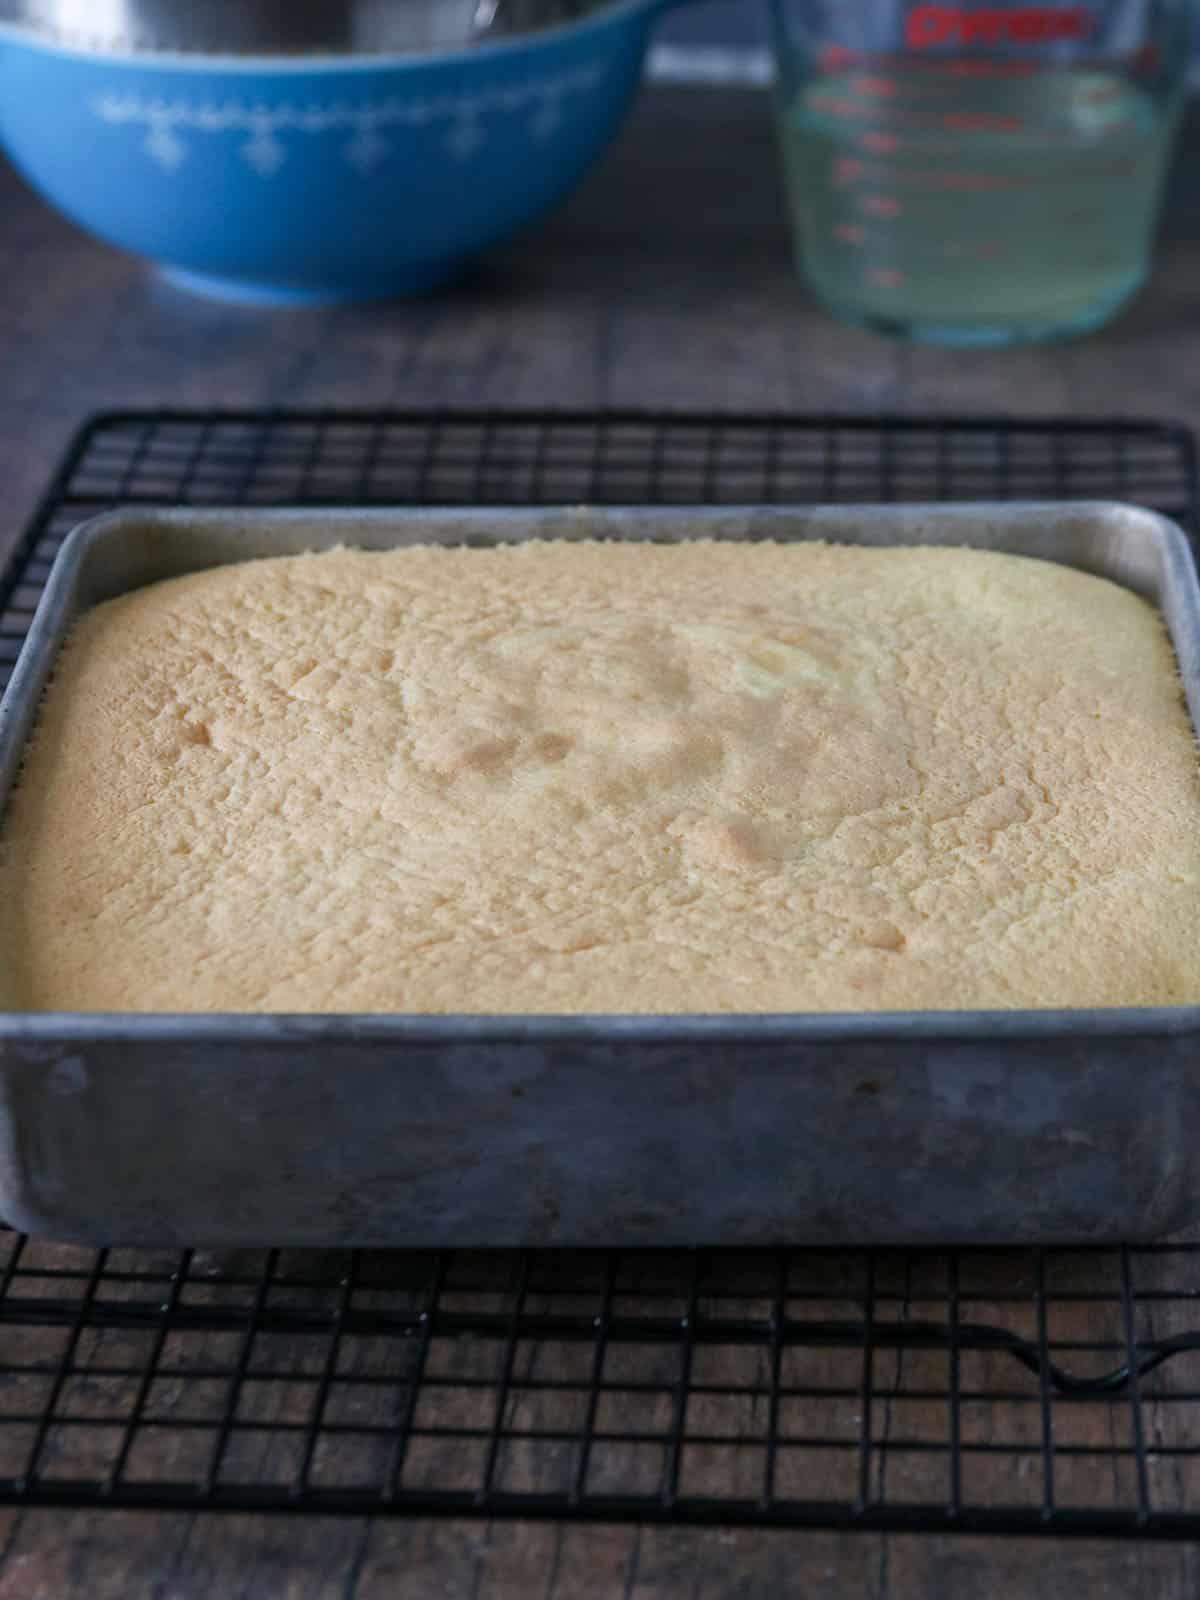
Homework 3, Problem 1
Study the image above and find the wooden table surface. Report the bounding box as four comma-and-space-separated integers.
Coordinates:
2, 81, 1200, 1598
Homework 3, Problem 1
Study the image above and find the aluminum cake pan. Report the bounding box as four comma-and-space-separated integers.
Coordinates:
0, 501, 1196, 1248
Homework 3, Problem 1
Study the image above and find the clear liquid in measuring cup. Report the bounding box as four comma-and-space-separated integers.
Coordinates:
778, 65, 1177, 344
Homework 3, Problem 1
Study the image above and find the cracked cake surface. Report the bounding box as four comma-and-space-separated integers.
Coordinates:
1, 537, 1196, 1012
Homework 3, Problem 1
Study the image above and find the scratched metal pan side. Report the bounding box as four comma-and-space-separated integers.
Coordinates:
0, 500, 1197, 1247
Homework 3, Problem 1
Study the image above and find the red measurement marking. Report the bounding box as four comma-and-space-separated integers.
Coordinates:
975, 240, 1002, 259
939, 58, 1039, 77
853, 75, 901, 98
815, 103, 976, 132
833, 157, 867, 187
861, 194, 903, 218
808, 95, 869, 120
882, 166, 1028, 191
818, 43, 863, 71
834, 224, 867, 246
933, 170, 1031, 191
943, 112, 1024, 133
867, 268, 906, 288
905, 5, 1092, 49
860, 131, 901, 154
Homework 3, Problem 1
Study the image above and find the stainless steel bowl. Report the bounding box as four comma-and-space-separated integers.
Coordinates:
0, 0, 607, 54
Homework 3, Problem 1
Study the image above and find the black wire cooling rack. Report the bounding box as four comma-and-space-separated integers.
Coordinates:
1, 409, 1199, 1538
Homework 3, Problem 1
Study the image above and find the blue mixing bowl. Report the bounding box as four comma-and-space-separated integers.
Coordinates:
0, 0, 684, 303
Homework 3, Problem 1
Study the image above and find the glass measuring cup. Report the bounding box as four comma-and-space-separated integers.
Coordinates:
768, 1, 1194, 344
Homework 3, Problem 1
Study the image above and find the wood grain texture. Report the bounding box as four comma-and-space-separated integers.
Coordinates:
2, 81, 1200, 1597
0, 1515, 1194, 1598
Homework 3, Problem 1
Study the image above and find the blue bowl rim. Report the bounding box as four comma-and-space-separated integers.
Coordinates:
0, 0, 676, 73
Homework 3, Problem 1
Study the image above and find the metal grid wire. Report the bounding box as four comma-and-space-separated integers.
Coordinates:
0, 409, 1198, 1536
